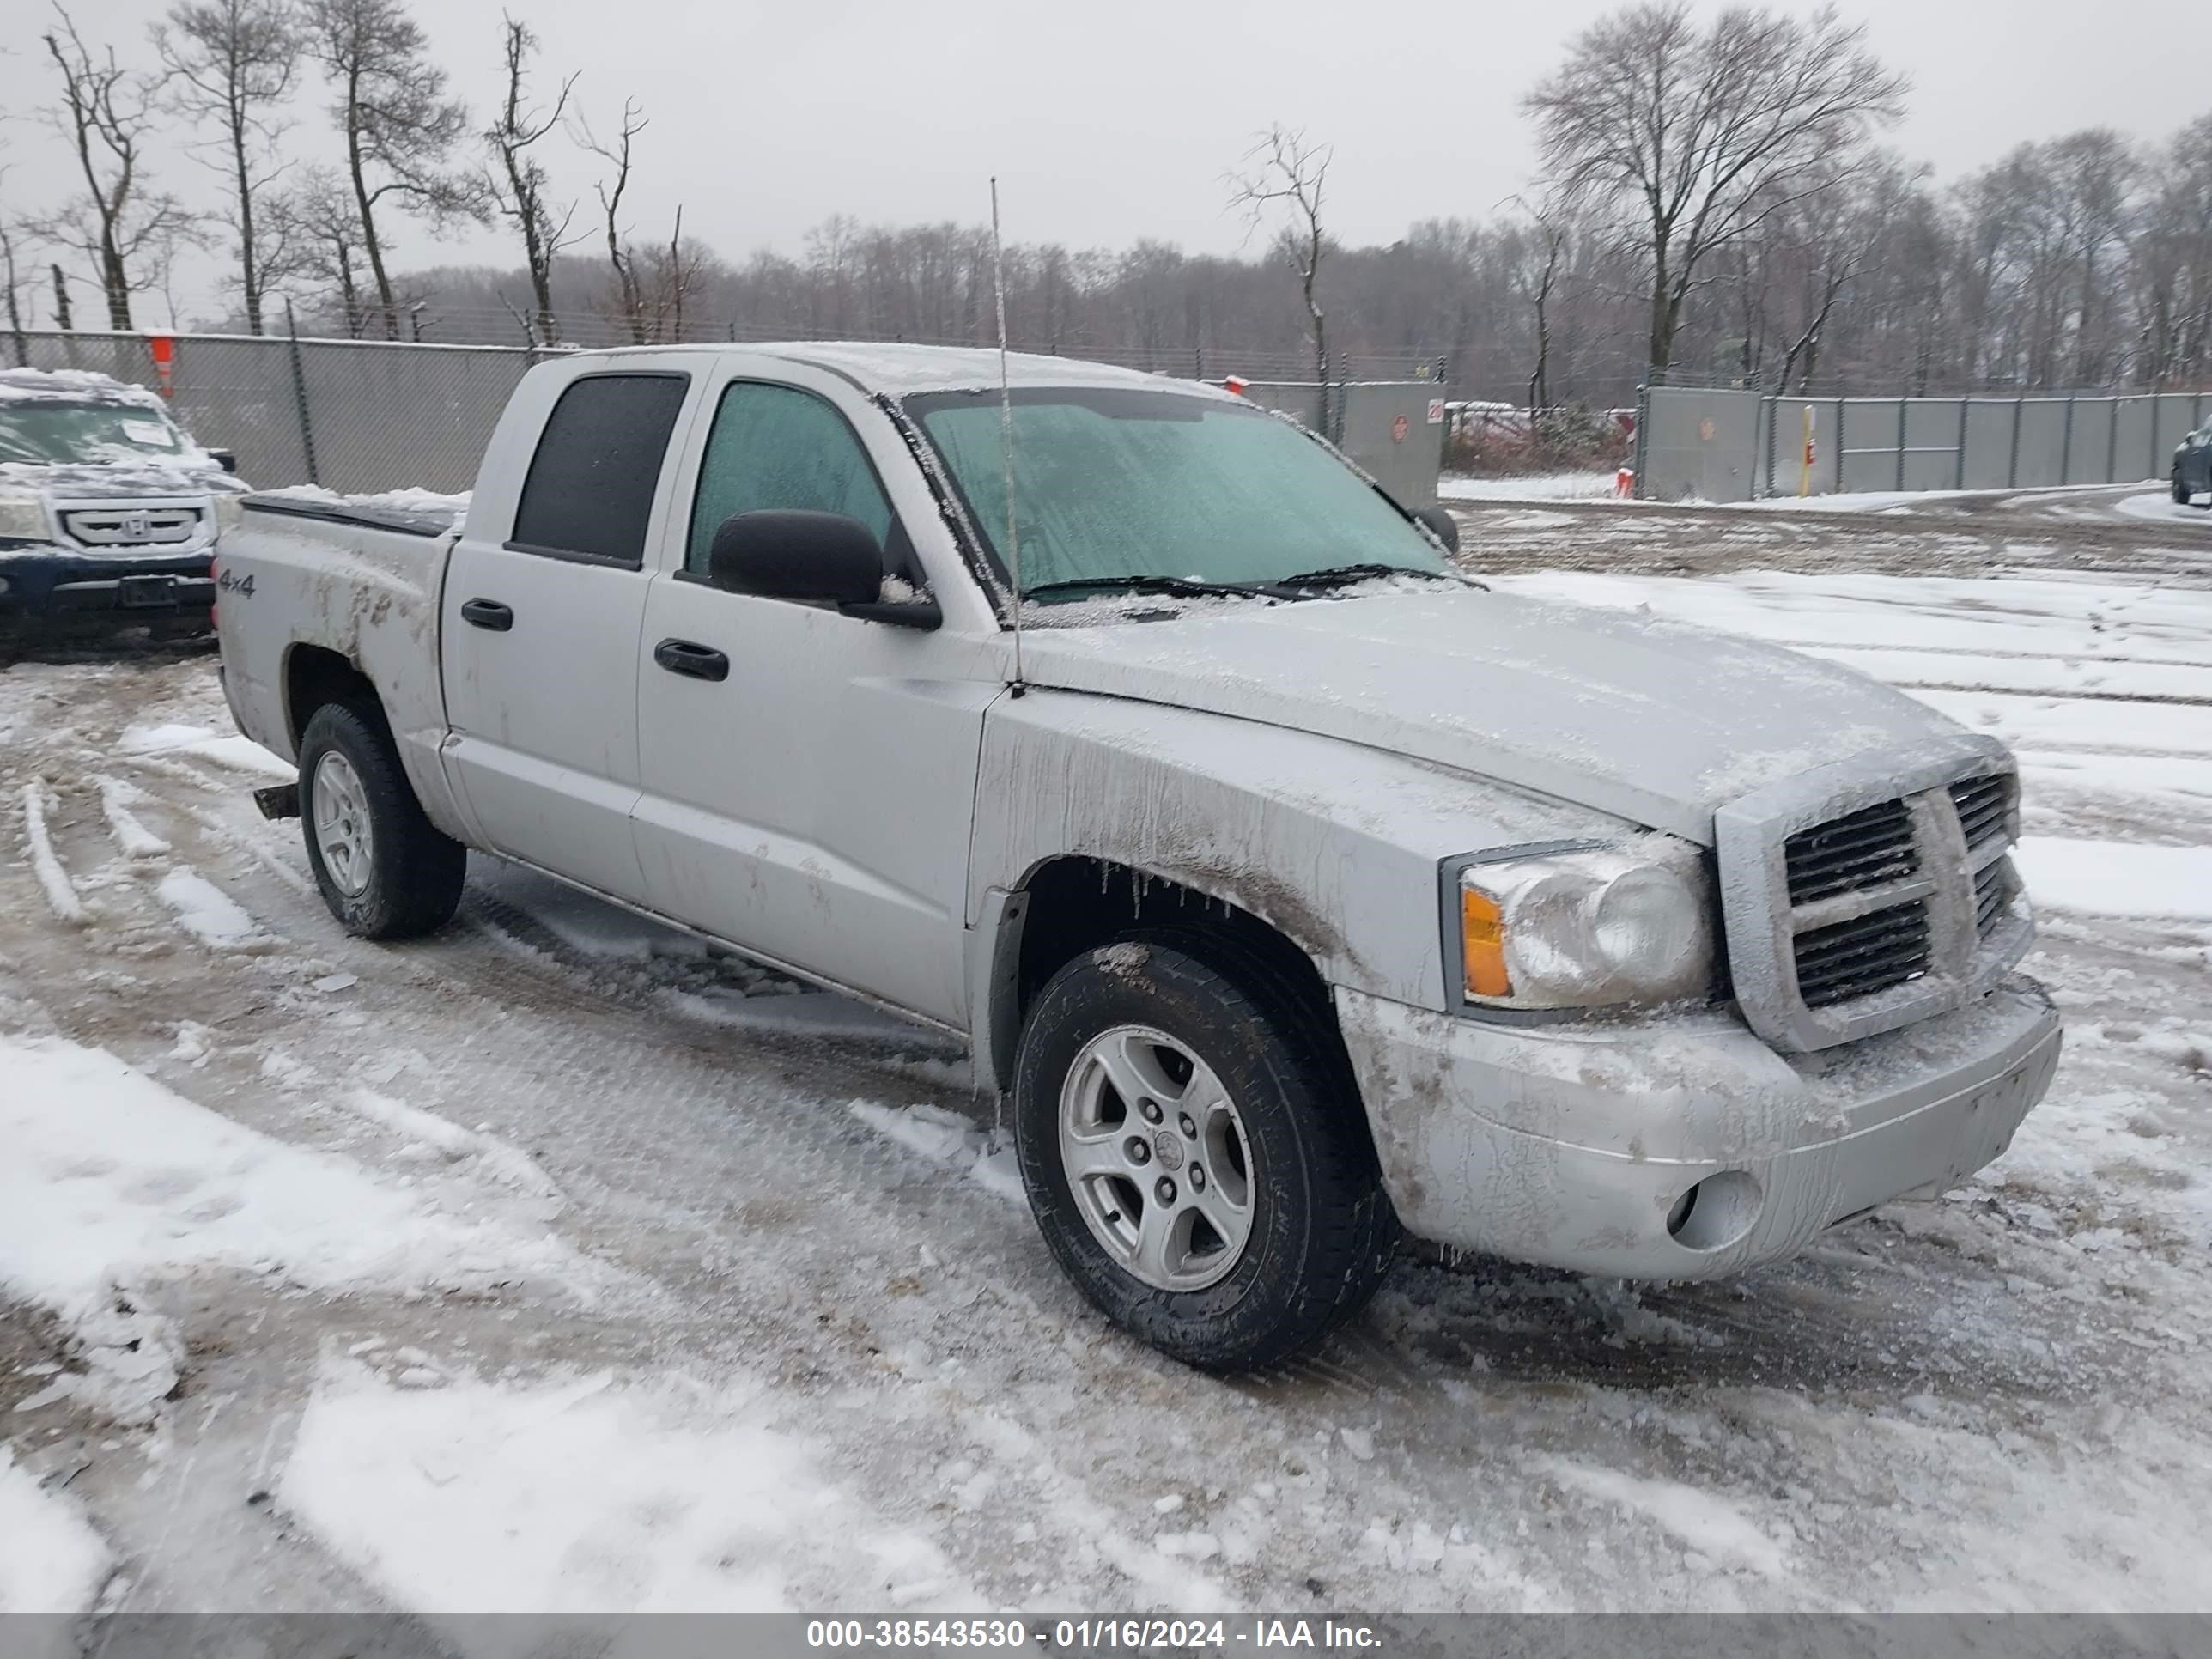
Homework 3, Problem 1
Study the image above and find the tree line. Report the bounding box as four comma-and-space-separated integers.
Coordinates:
3, 0, 2209, 405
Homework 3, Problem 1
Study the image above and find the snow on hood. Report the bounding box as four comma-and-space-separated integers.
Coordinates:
0, 459, 244, 501
1014, 586, 1966, 842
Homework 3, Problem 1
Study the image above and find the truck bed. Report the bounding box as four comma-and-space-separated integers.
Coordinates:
214, 493, 467, 840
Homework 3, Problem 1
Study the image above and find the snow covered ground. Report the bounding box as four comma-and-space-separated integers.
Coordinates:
1, 520, 2209, 1624
1440, 471, 1622, 503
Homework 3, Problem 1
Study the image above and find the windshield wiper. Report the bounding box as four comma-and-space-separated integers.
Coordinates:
1271, 562, 1457, 592
1020, 574, 1279, 603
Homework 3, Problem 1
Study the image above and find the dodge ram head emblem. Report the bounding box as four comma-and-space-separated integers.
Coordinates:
1152, 1129, 1184, 1171
121, 511, 152, 539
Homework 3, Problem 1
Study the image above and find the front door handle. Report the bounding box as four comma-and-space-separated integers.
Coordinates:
653, 638, 730, 682
461, 598, 514, 632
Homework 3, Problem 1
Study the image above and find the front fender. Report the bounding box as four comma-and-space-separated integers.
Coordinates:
967, 688, 1629, 1011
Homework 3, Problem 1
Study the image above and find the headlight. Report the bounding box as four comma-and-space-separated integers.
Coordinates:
1447, 838, 1714, 1012
0, 499, 50, 541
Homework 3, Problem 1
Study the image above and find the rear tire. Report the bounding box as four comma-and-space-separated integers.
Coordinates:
1012, 939, 1397, 1370
297, 701, 465, 939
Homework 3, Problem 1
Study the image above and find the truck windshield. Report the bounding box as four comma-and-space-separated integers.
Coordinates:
903, 386, 1450, 599
0, 399, 191, 466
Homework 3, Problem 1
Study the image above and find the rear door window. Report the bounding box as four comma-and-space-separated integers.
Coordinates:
510, 373, 690, 566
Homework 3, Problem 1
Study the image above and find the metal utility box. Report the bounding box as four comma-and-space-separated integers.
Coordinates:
1234, 380, 1448, 508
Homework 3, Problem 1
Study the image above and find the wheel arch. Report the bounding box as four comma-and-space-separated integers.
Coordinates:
975, 854, 1360, 1110
281, 640, 477, 847
282, 641, 380, 750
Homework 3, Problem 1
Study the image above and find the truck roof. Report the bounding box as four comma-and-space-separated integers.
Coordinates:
559, 341, 1233, 399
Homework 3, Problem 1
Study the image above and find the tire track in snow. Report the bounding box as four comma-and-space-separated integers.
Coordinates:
94, 776, 172, 858
19, 784, 85, 925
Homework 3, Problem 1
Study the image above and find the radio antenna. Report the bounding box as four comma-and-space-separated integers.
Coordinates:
990, 175, 1026, 696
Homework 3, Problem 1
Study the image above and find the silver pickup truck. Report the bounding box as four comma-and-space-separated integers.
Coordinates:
214, 343, 2059, 1369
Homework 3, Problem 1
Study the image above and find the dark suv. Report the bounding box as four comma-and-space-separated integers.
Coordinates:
0, 368, 245, 641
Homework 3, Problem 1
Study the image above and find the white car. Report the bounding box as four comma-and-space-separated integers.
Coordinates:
213, 343, 2059, 1369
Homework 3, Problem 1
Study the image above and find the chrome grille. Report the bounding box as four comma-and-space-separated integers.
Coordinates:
1784, 798, 1918, 903
1796, 901, 1934, 1007
1950, 774, 2014, 848
59, 505, 205, 547
1972, 856, 2014, 937
1714, 740, 2035, 1053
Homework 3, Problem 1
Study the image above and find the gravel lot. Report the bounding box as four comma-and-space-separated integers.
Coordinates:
2, 485, 2208, 1627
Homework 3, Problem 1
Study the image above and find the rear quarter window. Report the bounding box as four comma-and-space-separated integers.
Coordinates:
509, 373, 690, 566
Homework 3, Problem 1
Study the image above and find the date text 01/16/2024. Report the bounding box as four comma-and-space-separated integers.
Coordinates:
804, 1620, 1384, 1650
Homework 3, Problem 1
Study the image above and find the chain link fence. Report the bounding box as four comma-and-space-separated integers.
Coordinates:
5, 327, 1449, 496
1633, 378, 2209, 503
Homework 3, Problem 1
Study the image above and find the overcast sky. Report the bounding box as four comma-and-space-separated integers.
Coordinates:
0, 0, 2200, 326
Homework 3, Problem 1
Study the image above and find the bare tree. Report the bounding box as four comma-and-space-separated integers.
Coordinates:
33, 3, 202, 330
1228, 125, 1334, 389
1525, 2, 1906, 376
1502, 196, 1571, 407
2133, 114, 2212, 385
0, 210, 33, 356
575, 98, 649, 342
484, 15, 580, 344
641, 204, 709, 342
304, 0, 481, 338
155, 0, 302, 334
268, 163, 368, 333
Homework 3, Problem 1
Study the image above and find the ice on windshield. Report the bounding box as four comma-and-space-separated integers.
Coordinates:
904, 386, 1448, 597
0, 397, 191, 467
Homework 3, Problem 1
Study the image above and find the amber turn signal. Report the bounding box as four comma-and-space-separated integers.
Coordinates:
1461, 888, 1512, 999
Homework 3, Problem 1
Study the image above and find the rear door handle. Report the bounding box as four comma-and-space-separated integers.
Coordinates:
461, 598, 514, 631
653, 638, 730, 682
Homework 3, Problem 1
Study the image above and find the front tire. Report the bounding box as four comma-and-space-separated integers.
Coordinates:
297, 701, 466, 939
1012, 939, 1396, 1370
2173, 469, 2190, 506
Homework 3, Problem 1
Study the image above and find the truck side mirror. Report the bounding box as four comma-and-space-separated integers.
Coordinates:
707, 509, 884, 605
1413, 503, 1460, 554
207, 447, 239, 474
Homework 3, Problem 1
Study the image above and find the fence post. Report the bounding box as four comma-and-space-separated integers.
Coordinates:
2105, 397, 2119, 484
1954, 398, 1970, 490
1833, 397, 1846, 492
2008, 398, 2023, 488
1762, 395, 1779, 499
284, 301, 319, 488
1631, 373, 1654, 501
1894, 395, 1908, 492
2059, 397, 2075, 484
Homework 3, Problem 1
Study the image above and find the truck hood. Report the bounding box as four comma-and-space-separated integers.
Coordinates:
1015, 586, 1965, 843
0, 460, 242, 502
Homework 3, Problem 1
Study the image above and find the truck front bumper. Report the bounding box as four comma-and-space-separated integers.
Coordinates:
1334, 978, 2060, 1279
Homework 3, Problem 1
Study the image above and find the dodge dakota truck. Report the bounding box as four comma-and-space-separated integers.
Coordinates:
0, 368, 245, 639
214, 343, 2059, 1369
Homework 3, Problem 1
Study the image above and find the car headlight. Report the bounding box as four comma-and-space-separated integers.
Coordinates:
0, 499, 50, 541
1446, 838, 1714, 1012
